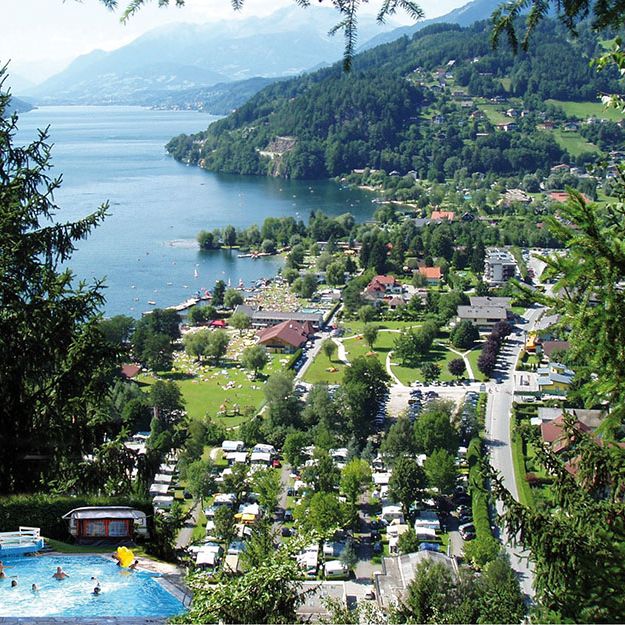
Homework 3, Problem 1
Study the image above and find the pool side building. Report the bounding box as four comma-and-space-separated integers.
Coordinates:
62, 506, 149, 544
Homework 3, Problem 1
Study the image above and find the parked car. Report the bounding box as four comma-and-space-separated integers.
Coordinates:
459, 523, 475, 539
281, 527, 291, 537
284, 510, 294, 522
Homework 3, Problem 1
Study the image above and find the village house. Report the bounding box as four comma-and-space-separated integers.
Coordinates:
417, 265, 443, 285
457, 305, 508, 329
362, 275, 402, 302
430, 210, 455, 221
537, 362, 575, 393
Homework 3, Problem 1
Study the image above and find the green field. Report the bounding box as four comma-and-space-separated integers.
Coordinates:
343, 330, 397, 367
550, 129, 601, 156
465, 346, 488, 382
301, 349, 346, 385
477, 104, 510, 125
391, 342, 462, 385
546, 99, 624, 121
137, 353, 285, 425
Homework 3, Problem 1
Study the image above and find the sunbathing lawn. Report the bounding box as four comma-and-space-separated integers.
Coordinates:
341, 320, 422, 337
301, 350, 346, 385
390, 342, 460, 385
137, 352, 285, 425
343, 330, 397, 367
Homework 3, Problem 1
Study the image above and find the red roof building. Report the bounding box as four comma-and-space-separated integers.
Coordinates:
430, 210, 455, 221
257, 320, 310, 353
210, 319, 227, 328
121, 364, 141, 380
418, 266, 442, 284
541, 415, 591, 453
363, 275, 400, 300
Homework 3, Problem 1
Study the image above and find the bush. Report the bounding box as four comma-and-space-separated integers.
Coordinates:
0, 494, 151, 541
465, 437, 500, 569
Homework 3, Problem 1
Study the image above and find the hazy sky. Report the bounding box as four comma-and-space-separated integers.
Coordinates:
3, 0, 469, 83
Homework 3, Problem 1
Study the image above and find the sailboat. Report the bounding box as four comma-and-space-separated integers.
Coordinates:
194, 266, 199, 279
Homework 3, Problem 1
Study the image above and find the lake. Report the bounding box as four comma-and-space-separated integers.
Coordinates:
16, 106, 376, 317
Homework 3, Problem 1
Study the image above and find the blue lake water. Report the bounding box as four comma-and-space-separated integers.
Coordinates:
0, 555, 185, 617
15, 106, 376, 317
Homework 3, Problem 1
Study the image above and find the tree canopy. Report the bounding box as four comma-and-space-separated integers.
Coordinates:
0, 74, 117, 492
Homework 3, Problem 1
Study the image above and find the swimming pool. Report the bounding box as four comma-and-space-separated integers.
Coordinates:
0, 555, 186, 617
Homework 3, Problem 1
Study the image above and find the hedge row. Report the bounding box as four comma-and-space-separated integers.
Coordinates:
0, 494, 152, 541
465, 437, 500, 568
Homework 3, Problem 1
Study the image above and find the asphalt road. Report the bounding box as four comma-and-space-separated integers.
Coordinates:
484, 305, 544, 598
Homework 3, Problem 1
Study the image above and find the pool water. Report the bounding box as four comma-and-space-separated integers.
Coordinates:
0, 555, 186, 617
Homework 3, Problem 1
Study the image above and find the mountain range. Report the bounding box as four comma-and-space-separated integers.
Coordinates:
359, 0, 503, 50
20, 6, 399, 107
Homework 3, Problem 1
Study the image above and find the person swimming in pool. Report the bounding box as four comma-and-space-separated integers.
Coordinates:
52, 566, 69, 580
129, 560, 139, 570
11, 579, 18, 588
31, 583, 40, 593
0, 561, 13, 578
93, 585, 102, 596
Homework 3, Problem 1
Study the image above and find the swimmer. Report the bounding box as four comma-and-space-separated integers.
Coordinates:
93, 585, 102, 596
129, 560, 139, 571
11, 579, 18, 588
0, 561, 12, 574
31, 583, 40, 593
52, 566, 69, 580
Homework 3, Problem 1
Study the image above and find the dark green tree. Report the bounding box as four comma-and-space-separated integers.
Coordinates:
388, 457, 426, 518
450, 320, 480, 350
213, 279, 226, 307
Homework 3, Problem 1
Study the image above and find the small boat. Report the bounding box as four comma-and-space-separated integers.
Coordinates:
147, 300, 156, 305
194, 268, 199, 279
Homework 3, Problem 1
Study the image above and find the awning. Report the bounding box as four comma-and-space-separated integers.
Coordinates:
62, 507, 146, 521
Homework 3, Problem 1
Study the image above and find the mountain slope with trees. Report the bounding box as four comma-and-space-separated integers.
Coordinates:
166, 18, 620, 180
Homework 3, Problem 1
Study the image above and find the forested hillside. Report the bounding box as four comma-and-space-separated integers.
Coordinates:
166, 19, 621, 180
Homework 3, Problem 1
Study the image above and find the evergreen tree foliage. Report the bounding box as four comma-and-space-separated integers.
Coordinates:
0, 79, 117, 493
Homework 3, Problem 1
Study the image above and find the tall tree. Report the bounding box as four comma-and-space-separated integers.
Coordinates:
240, 344, 269, 378
388, 457, 426, 518
362, 324, 379, 350
340, 458, 372, 513
230, 310, 251, 335
424, 449, 458, 495
0, 85, 117, 492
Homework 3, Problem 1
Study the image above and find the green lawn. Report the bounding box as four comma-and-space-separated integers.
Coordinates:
466, 346, 488, 382
550, 129, 601, 157
301, 350, 346, 385
341, 320, 421, 337
546, 99, 624, 121
137, 353, 285, 425
46, 538, 113, 554
391, 342, 460, 385
477, 104, 510, 125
